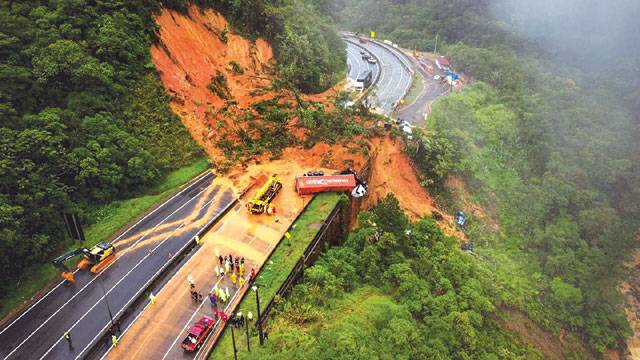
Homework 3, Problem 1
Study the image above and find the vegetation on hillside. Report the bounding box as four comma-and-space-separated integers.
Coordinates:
0, 1, 201, 297
244, 195, 543, 359
195, 0, 346, 93
333, 0, 640, 354
0, 0, 346, 306
211, 94, 371, 172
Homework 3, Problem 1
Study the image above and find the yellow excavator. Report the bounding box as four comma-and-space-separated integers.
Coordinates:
52, 242, 116, 283
247, 175, 282, 214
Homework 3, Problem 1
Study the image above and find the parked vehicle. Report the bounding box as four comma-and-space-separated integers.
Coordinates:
181, 316, 214, 352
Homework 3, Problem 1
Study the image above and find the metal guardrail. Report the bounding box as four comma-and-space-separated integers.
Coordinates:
343, 37, 382, 102
256, 203, 344, 327
367, 40, 416, 114
202, 200, 346, 359
84, 186, 239, 359
344, 35, 416, 116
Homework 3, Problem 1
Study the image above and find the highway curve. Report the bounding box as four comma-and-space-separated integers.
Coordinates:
345, 41, 379, 84
345, 35, 413, 116
0, 172, 235, 360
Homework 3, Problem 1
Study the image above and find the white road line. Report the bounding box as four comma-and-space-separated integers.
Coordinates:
98, 210, 233, 360
392, 63, 406, 99
161, 275, 233, 360
79, 195, 235, 360
0, 171, 212, 337
346, 47, 361, 80
41, 191, 221, 360
39, 220, 191, 360
5, 184, 216, 360
167, 217, 283, 359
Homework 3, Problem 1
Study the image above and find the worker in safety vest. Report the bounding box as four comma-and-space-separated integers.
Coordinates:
111, 335, 118, 348
64, 331, 73, 349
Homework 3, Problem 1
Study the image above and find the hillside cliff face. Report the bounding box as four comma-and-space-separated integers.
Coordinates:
152, 6, 274, 115
151, 6, 276, 160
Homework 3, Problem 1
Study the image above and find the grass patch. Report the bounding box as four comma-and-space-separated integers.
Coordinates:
0, 158, 210, 321
210, 192, 341, 359
404, 72, 423, 105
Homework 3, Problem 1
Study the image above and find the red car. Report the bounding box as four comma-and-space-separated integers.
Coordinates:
181, 315, 214, 352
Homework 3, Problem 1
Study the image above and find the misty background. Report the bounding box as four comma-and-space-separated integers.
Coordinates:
328, 0, 640, 354
490, 0, 640, 71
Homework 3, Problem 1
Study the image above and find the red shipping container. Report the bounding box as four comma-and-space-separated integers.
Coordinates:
295, 175, 356, 195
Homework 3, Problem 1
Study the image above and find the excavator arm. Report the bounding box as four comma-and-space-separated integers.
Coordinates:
52, 248, 85, 271
52, 248, 85, 283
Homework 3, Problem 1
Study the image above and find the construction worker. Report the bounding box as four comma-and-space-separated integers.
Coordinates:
111, 334, 118, 348
149, 292, 156, 305
231, 272, 237, 287
247, 311, 253, 322
239, 276, 245, 287
214, 286, 220, 297
240, 263, 245, 277
64, 331, 73, 349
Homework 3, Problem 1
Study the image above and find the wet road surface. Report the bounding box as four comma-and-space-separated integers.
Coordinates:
0, 172, 235, 360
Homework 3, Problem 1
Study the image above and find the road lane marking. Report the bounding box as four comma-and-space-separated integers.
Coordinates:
97, 208, 234, 360
40, 192, 222, 360
0, 171, 212, 338
5, 185, 216, 360
39, 220, 189, 360
80, 194, 236, 360
346, 46, 361, 79
160, 275, 232, 360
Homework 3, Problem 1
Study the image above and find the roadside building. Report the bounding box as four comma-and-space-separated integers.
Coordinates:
435, 56, 451, 71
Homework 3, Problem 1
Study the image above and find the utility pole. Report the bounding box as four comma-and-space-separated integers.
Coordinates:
244, 312, 251, 352
434, 33, 439, 54
252, 285, 264, 345
98, 277, 117, 333
230, 323, 238, 360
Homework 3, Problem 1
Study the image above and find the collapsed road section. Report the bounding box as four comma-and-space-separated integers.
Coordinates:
0, 171, 235, 360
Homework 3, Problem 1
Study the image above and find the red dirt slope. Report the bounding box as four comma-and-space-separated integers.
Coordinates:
151, 6, 275, 159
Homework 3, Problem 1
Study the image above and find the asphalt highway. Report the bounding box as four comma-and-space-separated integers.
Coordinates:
346, 42, 378, 83
345, 36, 413, 116
0, 171, 235, 360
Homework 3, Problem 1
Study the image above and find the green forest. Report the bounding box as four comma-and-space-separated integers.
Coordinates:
3, 0, 640, 358
331, 0, 640, 355
0, 0, 344, 307
240, 196, 546, 359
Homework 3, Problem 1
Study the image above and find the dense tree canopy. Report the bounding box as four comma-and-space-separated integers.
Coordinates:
335, 0, 640, 354
249, 195, 543, 359
0, 0, 345, 297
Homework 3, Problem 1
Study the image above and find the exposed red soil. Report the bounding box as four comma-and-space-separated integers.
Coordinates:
363, 136, 465, 239
151, 5, 276, 161
619, 248, 640, 359
150, 5, 464, 241
500, 308, 566, 360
